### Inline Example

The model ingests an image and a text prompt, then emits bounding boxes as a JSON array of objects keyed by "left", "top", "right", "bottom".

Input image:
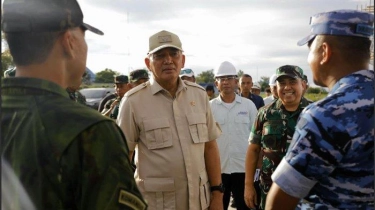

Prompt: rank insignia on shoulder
[{"left": 118, "top": 189, "right": 146, "bottom": 210}]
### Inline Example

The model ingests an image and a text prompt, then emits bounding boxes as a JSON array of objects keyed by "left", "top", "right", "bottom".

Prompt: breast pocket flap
[
  {"left": 144, "top": 178, "right": 175, "bottom": 192},
  {"left": 144, "top": 118, "right": 169, "bottom": 131},
  {"left": 187, "top": 113, "right": 206, "bottom": 125}
]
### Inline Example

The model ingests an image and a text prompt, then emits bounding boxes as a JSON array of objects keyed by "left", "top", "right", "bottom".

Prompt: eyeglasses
[
  {"left": 151, "top": 50, "right": 181, "bottom": 60},
  {"left": 180, "top": 69, "right": 193, "bottom": 75},
  {"left": 215, "top": 76, "right": 237, "bottom": 82}
]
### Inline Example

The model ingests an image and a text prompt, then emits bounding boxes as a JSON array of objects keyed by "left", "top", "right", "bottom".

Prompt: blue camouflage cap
[
  {"left": 2, "top": 0, "right": 103, "bottom": 35},
  {"left": 297, "top": 9, "right": 374, "bottom": 46}
]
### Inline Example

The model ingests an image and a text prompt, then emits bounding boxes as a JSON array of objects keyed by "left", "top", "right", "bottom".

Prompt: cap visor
[
  {"left": 297, "top": 34, "right": 316, "bottom": 46},
  {"left": 148, "top": 44, "right": 183, "bottom": 54},
  {"left": 276, "top": 74, "right": 300, "bottom": 81},
  {"left": 82, "top": 23, "right": 104, "bottom": 35}
]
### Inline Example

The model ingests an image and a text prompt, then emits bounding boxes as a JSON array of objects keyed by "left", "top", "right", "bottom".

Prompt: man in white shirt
[{"left": 210, "top": 61, "right": 258, "bottom": 210}]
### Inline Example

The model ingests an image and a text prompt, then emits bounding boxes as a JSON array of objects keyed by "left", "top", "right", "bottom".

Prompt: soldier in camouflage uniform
[
  {"left": 244, "top": 65, "right": 311, "bottom": 209},
  {"left": 267, "top": 10, "right": 374, "bottom": 210},
  {"left": 129, "top": 69, "right": 150, "bottom": 87},
  {"left": 1, "top": 0, "right": 146, "bottom": 209},
  {"left": 3, "top": 67, "right": 87, "bottom": 105},
  {"left": 101, "top": 75, "right": 131, "bottom": 120}
]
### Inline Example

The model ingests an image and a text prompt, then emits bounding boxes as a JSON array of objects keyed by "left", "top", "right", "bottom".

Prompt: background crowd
[{"left": 1, "top": 0, "right": 374, "bottom": 210}]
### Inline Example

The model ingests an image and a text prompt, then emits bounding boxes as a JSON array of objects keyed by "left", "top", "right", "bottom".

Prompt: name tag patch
[{"left": 118, "top": 189, "right": 146, "bottom": 210}]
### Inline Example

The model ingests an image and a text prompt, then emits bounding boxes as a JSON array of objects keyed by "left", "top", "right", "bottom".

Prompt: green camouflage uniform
[
  {"left": 103, "top": 97, "right": 121, "bottom": 120},
  {"left": 249, "top": 97, "right": 311, "bottom": 209},
  {"left": 1, "top": 77, "right": 147, "bottom": 210}
]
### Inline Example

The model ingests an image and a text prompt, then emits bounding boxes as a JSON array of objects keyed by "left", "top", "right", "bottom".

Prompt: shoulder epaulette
[
  {"left": 125, "top": 81, "right": 149, "bottom": 97},
  {"left": 184, "top": 80, "right": 205, "bottom": 91}
]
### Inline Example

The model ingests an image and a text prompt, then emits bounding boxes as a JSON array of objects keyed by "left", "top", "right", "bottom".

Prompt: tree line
[{"left": 1, "top": 52, "right": 325, "bottom": 94}]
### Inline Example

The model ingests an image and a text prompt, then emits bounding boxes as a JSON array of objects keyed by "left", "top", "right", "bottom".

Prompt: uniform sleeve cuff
[{"left": 272, "top": 158, "right": 317, "bottom": 198}]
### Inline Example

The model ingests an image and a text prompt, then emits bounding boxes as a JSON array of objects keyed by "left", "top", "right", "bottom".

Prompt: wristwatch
[{"left": 210, "top": 183, "right": 225, "bottom": 193}]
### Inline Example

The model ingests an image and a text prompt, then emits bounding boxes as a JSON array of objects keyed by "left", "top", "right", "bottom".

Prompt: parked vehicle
[{"left": 79, "top": 88, "right": 115, "bottom": 110}]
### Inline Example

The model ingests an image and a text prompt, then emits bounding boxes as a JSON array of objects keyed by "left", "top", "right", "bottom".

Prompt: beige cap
[{"left": 148, "top": 30, "right": 183, "bottom": 54}]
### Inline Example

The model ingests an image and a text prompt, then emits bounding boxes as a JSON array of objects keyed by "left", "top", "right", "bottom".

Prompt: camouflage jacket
[
  {"left": 280, "top": 70, "right": 374, "bottom": 209},
  {"left": 104, "top": 97, "right": 121, "bottom": 119},
  {"left": 249, "top": 97, "right": 311, "bottom": 190},
  {"left": 1, "top": 78, "right": 146, "bottom": 210}
]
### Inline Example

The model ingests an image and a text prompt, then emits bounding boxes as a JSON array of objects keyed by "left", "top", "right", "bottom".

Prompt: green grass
[{"left": 304, "top": 93, "right": 328, "bottom": 102}]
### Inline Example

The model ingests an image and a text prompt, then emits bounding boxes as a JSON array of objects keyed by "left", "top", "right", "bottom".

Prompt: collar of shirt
[
  {"left": 149, "top": 77, "right": 186, "bottom": 96},
  {"left": 2, "top": 77, "right": 69, "bottom": 98},
  {"left": 213, "top": 93, "right": 243, "bottom": 105},
  {"left": 240, "top": 92, "right": 253, "bottom": 99},
  {"left": 274, "top": 97, "right": 311, "bottom": 112},
  {"left": 330, "top": 69, "right": 373, "bottom": 94}
]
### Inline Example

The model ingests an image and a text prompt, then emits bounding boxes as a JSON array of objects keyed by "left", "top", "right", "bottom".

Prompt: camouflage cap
[
  {"left": 275, "top": 65, "right": 304, "bottom": 81},
  {"left": 148, "top": 30, "right": 183, "bottom": 54},
  {"left": 297, "top": 9, "right": 374, "bottom": 46},
  {"left": 2, "top": 0, "right": 103, "bottom": 35},
  {"left": 114, "top": 75, "right": 129, "bottom": 84},
  {"left": 129, "top": 69, "right": 149, "bottom": 83}
]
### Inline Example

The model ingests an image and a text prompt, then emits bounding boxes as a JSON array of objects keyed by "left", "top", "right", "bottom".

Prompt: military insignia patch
[
  {"left": 158, "top": 35, "right": 172, "bottom": 43},
  {"left": 118, "top": 189, "right": 146, "bottom": 210}
]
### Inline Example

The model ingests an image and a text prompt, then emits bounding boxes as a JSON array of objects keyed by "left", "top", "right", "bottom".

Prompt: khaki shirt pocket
[
  {"left": 199, "top": 171, "right": 211, "bottom": 209},
  {"left": 143, "top": 118, "right": 173, "bottom": 150},
  {"left": 187, "top": 113, "right": 209, "bottom": 143},
  {"left": 144, "top": 178, "right": 175, "bottom": 210}
]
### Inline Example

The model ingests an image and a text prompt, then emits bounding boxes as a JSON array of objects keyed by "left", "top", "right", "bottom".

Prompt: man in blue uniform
[
  {"left": 266, "top": 9, "right": 374, "bottom": 210},
  {"left": 239, "top": 74, "right": 265, "bottom": 110}
]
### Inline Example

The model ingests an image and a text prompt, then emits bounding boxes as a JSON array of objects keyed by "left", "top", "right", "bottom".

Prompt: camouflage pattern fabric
[
  {"left": 67, "top": 88, "right": 87, "bottom": 105},
  {"left": 3, "top": 67, "right": 16, "bottom": 77},
  {"left": 249, "top": 97, "right": 312, "bottom": 209},
  {"left": 75, "top": 91, "right": 87, "bottom": 105},
  {"left": 283, "top": 70, "right": 374, "bottom": 209},
  {"left": 298, "top": 9, "right": 374, "bottom": 45},
  {"left": 1, "top": 77, "right": 147, "bottom": 210},
  {"left": 104, "top": 98, "right": 121, "bottom": 119}
]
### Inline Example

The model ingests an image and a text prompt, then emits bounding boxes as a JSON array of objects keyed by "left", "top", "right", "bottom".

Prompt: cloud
[{"left": 79, "top": 0, "right": 371, "bottom": 85}]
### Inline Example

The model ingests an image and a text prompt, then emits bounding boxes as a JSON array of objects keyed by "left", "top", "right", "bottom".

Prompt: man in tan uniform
[{"left": 117, "top": 30, "right": 224, "bottom": 210}]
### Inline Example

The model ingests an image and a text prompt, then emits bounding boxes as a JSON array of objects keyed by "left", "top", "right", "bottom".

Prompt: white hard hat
[
  {"left": 252, "top": 82, "right": 261, "bottom": 89},
  {"left": 214, "top": 61, "right": 237, "bottom": 77},
  {"left": 269, "top": 74, "right": 277, "bottom": 86}
]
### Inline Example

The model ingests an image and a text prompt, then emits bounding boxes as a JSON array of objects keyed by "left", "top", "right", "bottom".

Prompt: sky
[{"left": 79, "top": 0, "right": 373, "bottom": 85}]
